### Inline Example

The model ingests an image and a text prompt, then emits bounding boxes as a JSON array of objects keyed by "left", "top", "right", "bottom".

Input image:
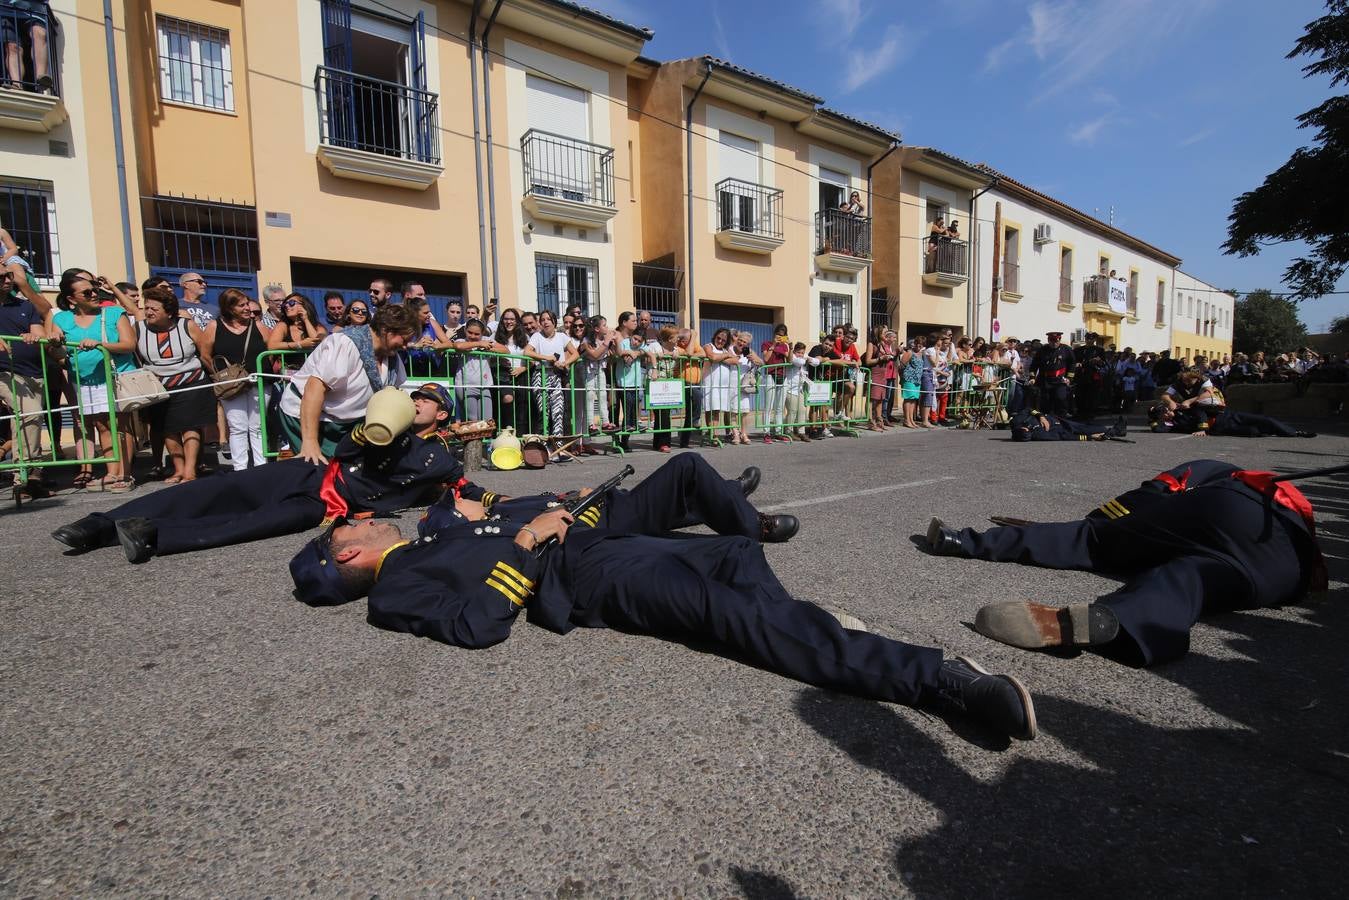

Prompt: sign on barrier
[
  {"left": 646, "top": 378, "right": 684, "bottom": 410},
  {"left": 805, "top": 381, "right": 833, "bottom": 406}
]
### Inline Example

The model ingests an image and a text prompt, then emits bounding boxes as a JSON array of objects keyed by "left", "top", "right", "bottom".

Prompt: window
[
  {"left": 1155, "top": 280, "right": 1165, "bottom": 324},
  {"left": 0, "top": 178, "right": 58, "bottom": 281},
  {"left": 141, "top": 194, "right": 259, "bottom": 273},
  {"left": 1127, "top": 270, "right": 1139, "bottom": 315},
  {"left": 819, "top": 292, "right": 850, "bottom": 333},
  {"left": 818, "top": 167, "right": 848, "bottom": 212},
  {"left": 157, "top": 16, "right": 234, "bottom": 112},
  {"left": 1098, "top": 255, "right": 1110, "bottom": 276},
  {"left": 535, "top": 254, "right": 598, "bottom": 316},
  {"left": 1002, "top": 226, "right": 1020, "bottom": 295}
]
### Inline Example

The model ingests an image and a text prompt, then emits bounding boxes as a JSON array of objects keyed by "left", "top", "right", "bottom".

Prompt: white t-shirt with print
[{"left": 279, "top": 332, "right": 407, "bottom": 423}]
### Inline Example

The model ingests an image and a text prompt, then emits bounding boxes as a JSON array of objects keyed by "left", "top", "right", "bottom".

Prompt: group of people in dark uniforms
[{"left": 46, "top": 369, "right": 1331, "bottom": 745}]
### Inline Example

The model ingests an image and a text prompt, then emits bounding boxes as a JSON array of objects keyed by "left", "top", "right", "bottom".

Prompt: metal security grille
[
  {"left": 820, "top": 292, "right": 851, "bottom": 334},
  {"left": 535, "top": 254, "right": 598, "bottom": 316},
  {"left": 157, "top": 15, "right": 234, "bottom": 111},
  {"left": 0, "top": 179, "right": 59, "bottom": 279},
  {"left": 868, "top": 289, "right": 891, "bottom": 331},
  {"left": 633, "top": 262, "right": 683, "bottom": 317},
  {"left": 142, "top": 195, "right": 258, "bottom": 273}
]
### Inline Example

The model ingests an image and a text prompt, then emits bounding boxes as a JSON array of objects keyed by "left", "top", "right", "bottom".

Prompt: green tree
[
  {"left": 1233, "top": 289, "right": 1309, "bottom": 353},
  {"left": 1329, "top": 314, "right": 1349, "bottom": 333},
  {"left": 1223, "top": 1, "right": 1349, "bottom": 299}
]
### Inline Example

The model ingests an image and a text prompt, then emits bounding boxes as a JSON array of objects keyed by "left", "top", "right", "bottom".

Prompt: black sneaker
[
  {"left": 924, "top": 656, "right": 1037, "bottom": 740},
  {"left": 115, "top": 517, "right": 158, "bottom": 564}
]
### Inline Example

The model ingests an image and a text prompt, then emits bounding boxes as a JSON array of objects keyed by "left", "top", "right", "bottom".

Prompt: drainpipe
[
  {"left": 968, "top": 176, "right": 998, "bottom": 338},
  {"left": 684, "top": 63, "right": 712, "bottom": 330},
  {"left": 103, "top": 0, "right": 135, "bottom": 280},
  {"left": 467, "top": 0, "right": 490, "bottom": 308},
  {"left": 864, "top": 141, "right": 900, "bottom": 325},
  {"left": 480, "top": 0, "right": 505, "bottom": 306}
]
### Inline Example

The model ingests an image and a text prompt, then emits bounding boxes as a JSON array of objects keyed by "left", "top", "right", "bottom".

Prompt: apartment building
[
  {"left": 1171, "top": 270, "right": 1234, "bottom": 362},
  {"left": 631, "top": 56, "right": 897, "bottom": 346},
  {"left": 870, "top": 146, "right": 991, "bottom": 341},
  {"left": 971, "top": 167, "right": 1180, "bottom": 352},
  {"left": 112, "top": 0, "right": 652, "bottom": 318},
  {"left": 0, "top": 1, "right": 144, "bottom": 291}
]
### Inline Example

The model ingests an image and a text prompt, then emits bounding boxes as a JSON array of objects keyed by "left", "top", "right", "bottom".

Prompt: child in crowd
[{"left": 783, "top": 341, "right": 814, "bottom": 442}]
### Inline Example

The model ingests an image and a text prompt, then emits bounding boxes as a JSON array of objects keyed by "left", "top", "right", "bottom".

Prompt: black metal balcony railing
[
  {"left": 522, "top": 128, "right": 615, "bottom": 209},
  {"left": 142, "top": 194, "right": 259, "bottom": 273},
  {"left": 1059, "top": 275, "right": 1073, "bottom": 306},
  {"left": 923, "top": 237, "right": 967, "bottom": 277},
  {"left": 1083, "top": 274, "right": 1110, "bottom": 305},
  {"left": 633, "top": 262, "right": 683, "bottom": 315},
  {"left": 716, "top": 178, "right": 783, "bottom": 239},
  {"left": 1002, "top": 259, "right": 1020, "bottom": 295},
  {"left": 0, "top": 6, "right": 60, "bottom": 96},
  {"left": 315, "top": 66, "right": 441, "bottom": 165},
  {"left": 816, "top": 208, "right": 872, "bottom": 258}
]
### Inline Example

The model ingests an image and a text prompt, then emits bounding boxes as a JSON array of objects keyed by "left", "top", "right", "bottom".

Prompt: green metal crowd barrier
[
  {"left": 0, "top": 334, "right": 121, "bottom": 483},
  {"left": 945, "top": 362, "right": 1014, "bottom": 429}
]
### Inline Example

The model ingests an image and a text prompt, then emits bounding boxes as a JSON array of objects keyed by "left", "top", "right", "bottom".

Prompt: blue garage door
[
  {"left": 150, "top": 267, "right": 259, "bottom": 316},
  {"left": 699, "top": 318, "right": 774, "bottom": 350}
]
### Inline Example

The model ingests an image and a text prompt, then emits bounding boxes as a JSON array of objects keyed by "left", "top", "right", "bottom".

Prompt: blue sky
[{"left": 584, "top": 0, "right": 1347, "bottom": 330}]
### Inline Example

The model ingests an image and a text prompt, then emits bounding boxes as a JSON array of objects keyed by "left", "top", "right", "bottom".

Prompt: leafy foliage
[
  {"left": 1233, "top": 289, "right": 1309, "bottom": 353},
  {"left": 1224, "top": 1, "right": 1349, "bottom": 299}
]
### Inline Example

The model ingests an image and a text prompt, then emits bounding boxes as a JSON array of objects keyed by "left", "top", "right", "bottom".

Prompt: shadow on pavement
[{"left": 789, "top": 472, "right": 1349, "bottom": 897}]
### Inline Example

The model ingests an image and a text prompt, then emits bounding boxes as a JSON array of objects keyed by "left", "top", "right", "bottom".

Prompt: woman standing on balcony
[{"left": 701, "top": 327, "right": 736, "bottom": 446}]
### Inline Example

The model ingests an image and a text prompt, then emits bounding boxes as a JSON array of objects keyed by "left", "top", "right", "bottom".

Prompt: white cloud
[
  {"left": 711, "top": 0, "right": 733, "bottom": 60},
  {"left": 1178, "top": 127, "right": 1214, "bottom": 148},
  {"left": 842, "top": 25, "right": 911, "bottom": 93},
  {"left": 1068, "top": 114, "right": 1111, "bottom": 145},
  {"left": 821, "top": 0, "right": 865, "bottom": 38},
  {"left": 981, "top": 0, "right": 1218, "bottom": 100}
]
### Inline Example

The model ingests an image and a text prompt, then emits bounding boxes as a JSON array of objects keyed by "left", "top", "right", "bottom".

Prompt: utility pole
[{"left": 989, "top": 201, "right": 1002, "bottom": 336}]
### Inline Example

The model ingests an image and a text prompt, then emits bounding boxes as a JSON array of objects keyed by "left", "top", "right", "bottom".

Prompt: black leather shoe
[
  {"left": 51, "top": 516, "right": 114, "bottom": 553},
  {"left": 115, "top": 517, "right": 158, "bottom": 564},
  {"left": 923, "top": 656, "right": 1037, "bottom": 740},
  {"left": 1110, "top": 416, "right": 1128, "bottom": 437},
  {"left": 758, "top": 513, "right": 798, "bottom": 543},
  {"left": 737, "top": 466, "right": 761, "bottom": 497},
  {"left": 926, "top": 517, "right": 967, "bottom": 556},
  {"left": 1296, "top": 430, "right": 1318, "bottom": 438}
]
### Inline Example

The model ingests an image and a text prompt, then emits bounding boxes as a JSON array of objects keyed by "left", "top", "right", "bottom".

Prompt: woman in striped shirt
[{"left": 134, "top": 285, "right": 216, "bottom": 484}]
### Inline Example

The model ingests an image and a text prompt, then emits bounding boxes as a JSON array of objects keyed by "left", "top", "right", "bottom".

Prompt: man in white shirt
[{"left": 279, "top": 305, "right": 420, "bottom": 464}]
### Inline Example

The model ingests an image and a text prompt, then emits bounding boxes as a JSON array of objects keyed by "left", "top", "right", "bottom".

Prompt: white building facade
[
  {"left": 969, "top": 170, "right": 1179, "bottom": 352},
  {"left": 1171, "top": 270, "right": 1235, "bottom": 363}
]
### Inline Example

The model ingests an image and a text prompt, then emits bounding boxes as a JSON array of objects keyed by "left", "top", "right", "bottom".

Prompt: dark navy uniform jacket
[
  {"left": 1031, "top": 344, "right": 1076, "bottom": 384},
  {"left": 1010, "top": 410, "right": 1107, "bottom": 441},
  {"left": 327, "top": 423, "right": 469, "bottom": 516}
]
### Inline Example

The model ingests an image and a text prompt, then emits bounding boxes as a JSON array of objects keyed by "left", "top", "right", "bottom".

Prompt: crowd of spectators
[{"left": 4, "top": 256, "right": 1347, "bottom": 495}]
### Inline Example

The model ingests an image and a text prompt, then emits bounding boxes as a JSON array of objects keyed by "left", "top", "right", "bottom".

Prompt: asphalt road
[{"left": 3, "top": 420, "right": 1348, "bottom": 897}]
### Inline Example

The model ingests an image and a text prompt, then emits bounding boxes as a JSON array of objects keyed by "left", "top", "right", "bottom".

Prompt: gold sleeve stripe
[
  {"left": 493, "top": 561, "right": 536, "bottom": 591},
  {"left": 491, "top": 566, "right": 532, "bottom": 595},
  {"left": 486, "top": 576, "right": 527, "bottom": 607},
  {"left": 1107, "top": 499, "right": 1129, "bottom": 517},
  {"left": 1098, "top": 504, "right": 1119, "bottom": 519},
  {"left": 578, "top": 508, "right": 601, "bottom": 526}
]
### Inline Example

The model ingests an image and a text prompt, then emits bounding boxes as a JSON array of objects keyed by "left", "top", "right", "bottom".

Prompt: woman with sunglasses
[
  {"left": 266, "top": 292, "right": 327, "bottom": 355},
  {"left": 339, "top": 298, "right": 370, "bottom": 332},
  {"left": 50, "top": 271, "right": 139, "bottom": 491}
]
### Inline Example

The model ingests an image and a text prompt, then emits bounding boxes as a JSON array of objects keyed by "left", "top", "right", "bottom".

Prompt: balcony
[
  {"left": 1058, "top": 275, "right": 1073, "bottom": 309},
  {"left": 922, "top": 237, "right": 967, "bottom": 287},
  {"left": 814, "top": 208, "right": 872, "bottom": 274},
  {"left": 714, "top": 178, "right": 784, "bottom": 254},
  {"left": 314, "top": 66, "right": 444, "bottom": 190},
  {"left": 521, "top": 128, "right": 616, "bottom": 228},
  {"left": 1082, "top": 274, "right": 1126, "bottom": 318},
  {"left": 0, "top": 7, "right": 66, "bottom": 133},
  {"left": 1001, "top": 259, "right": 1021, "bottom": 298}
]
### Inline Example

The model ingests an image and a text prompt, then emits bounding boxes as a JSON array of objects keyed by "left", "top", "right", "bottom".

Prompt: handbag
[
  {"left": 101, "top": 310, "right": 168, "bottom": 413},
  {"left": 740, "top": 366, "right": 759, "bottom": 394},
  {"left": 212, "top": 321, "right": 255, "bottom": 400}
]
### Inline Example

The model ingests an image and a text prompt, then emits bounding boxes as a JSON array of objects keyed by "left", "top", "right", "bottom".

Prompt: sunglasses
[
  {"left": 349, "top": 307, "right": 369, "bottom": 316},
  {"left": 184, "top": 278, "right": 207, "bottom": 285},
  {"left": 76, "top": 288, "right": 98, "bottom": 299}
]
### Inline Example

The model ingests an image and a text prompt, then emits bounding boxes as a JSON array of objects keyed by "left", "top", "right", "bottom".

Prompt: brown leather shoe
[{"left": 974, "top": 601, "right": 1119, "bottom": 650}]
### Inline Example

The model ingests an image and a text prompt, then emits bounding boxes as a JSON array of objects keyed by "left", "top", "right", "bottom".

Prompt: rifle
[{"left": 535, "top": 464, "right": 635, "bottom": 557}]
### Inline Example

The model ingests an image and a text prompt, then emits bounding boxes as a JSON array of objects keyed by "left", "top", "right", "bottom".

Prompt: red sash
[
  {"left": 1151, "top": 467, "right": 1190, "bottom": 493},
  {"left": 1231, "top": 470, "right": 1327, "bottom": 594},
  {"left": 320, "top": 460, "right": 348, "bottom": 521}
]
